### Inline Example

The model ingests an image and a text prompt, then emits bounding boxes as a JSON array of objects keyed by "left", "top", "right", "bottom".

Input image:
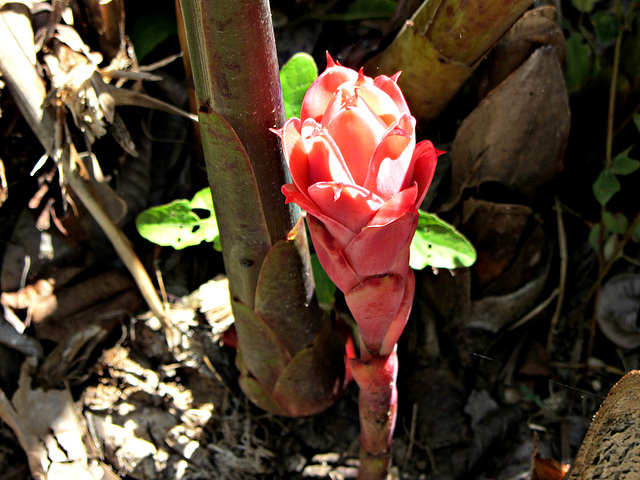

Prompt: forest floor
[{"left": 1, "top": 1, "right": 640, "bottom": 479}]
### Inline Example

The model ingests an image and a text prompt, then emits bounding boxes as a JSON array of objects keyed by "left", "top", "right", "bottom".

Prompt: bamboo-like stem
[
  {"left": 178, "top": 0, "right": 296, "bottom": 309},
  {"left": 364, "top": 0, "right": 532, "bottom": 122}
]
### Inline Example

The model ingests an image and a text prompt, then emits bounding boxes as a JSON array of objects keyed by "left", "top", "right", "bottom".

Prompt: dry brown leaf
[
  {"left": 478, "top": 6, "right": 566, "bottom": 98},
  {"left": 0, "top": 358, "right": 118, "bottom": 480},
  {"left": 596, "top": 273, "right": 640, "bottom": 349},
  {"left": 443, "top": 46, "right": 569, "bottom": 208}
]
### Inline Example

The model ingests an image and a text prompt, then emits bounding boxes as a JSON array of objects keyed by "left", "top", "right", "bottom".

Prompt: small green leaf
[
  {"left": 592, "top": 169, "right": 621, "bottom": 205},
  {"left": 633, "top": 114, "right": 640, "bottom": 133},
  {"left": 346, "top": 0, "right": 397, "bottom": 19},
  {"left": 311, "top": 253, "right": 336, "bottom": 308},
  {"left": 602, "top": 211, "right": 628, "bottom": 234},
  {"left": 588, "top": 223, "right": 604, "bottom": 252},
  {"left": 565, "top": 32, "right": 592, "bottom": 93},
  {"left": 129, "top": 11, "right": 177, "bottom": 61},
  {"left": 280, "top": 53, "right": 318, "bottom": 119},
  {"left": 611, "top": 147, "right": 640, "bottom": 175},
  {"left": 591, "top": 11, "right": 620, "bottom": 44},
  {"left": 571, "top": 0, "right": 602, "bottom": 13},
  {"left": 136, "top": 188, "right": 221, "bottom": 251},
  {"left": 410, "top": 211, "right": 476, "bottom": 270}
]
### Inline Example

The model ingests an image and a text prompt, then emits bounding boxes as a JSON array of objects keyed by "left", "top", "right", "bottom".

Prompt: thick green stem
[{"left": 178, "top": 0, "right": 294, "bottom": 307}]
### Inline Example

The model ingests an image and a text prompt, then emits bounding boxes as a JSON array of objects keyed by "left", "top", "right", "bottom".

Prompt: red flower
[{"left": 274, "top": 54, "right": 441, "bottom": 356}]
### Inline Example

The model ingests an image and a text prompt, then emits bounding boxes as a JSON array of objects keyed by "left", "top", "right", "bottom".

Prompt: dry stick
[
  {"left": 63, "top": 146, "right": 176, "bottom": 345},
  {"left": 547, "top": 197, "right": 568, "bottom": 354},
  {"left": 401, "top": 402, "right": 419, "bottom": 471},
  {"left": 0, "top": 15, "right": 173, "bottom": 345},
  {"left": 507, "top": 288, "right": 559, "bottom": 333}
]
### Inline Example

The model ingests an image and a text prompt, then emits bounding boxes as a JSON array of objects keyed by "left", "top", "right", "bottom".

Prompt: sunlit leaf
[
  {"left": 280, "top": 53, "right": 318, "bottom": 119},
  {"left": 410, "top": 211, "right": 476, "bottom": 270},
  {"left": 136, "top": 187, "right": 220, "bottom": 250}
]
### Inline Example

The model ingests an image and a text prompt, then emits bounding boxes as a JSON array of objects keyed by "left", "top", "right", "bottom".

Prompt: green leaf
[
  {"left": 602, "top": 211, "right": 628, "bottom": 234},
  {"left": 280, "top": 53, "right": 318, "bottom": 119},
  {"left": 346, "top": 0, "right": 397, "bottom": 19},
  {"left": 311, "top": 253, "right": 336, "bottom": 308},
  {"left": 611, "top": 147, "right": 640, "bottom": 175},
  {"left": 410, "top": 211, "right": 476, "bottom": 270},
  {"left": 571, "top": 0, "right": 602, "bottom": 13},
  {"left": 565, "top": 32, "right": 592, "bottom": 93},
  {"left": 633, "top": 114, "right": 640, "bottom": 133},
  {"left": 135, "top": 188, "right": 221, "bottom": 251},
  {"left": 591, "top": 11, "right": 620, "bottom": 44},
  {"left": 129, "top": 11, "right": 177, "bottom": 62},
  {"left": 588, "top": 223, "right": 604, "bottom": 252},
  {"left": 592, "top": 168, "right": 621, "bottom": 205}
]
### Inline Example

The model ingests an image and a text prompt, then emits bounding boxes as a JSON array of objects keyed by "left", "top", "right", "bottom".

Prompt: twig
[
  {"left": 547, "top": 197, "right": 568, "bottom": 354},
  {"left": 401, "top": 402, "right": 419, "bottom": 471},
  {"left": 507, "top": 288, "right": 558, "bottom": 332}
]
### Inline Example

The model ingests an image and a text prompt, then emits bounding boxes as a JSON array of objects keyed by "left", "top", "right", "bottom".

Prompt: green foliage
[
  {"left": 311, "top": 254, "right": 337, "bottom": 308},
  {"left": 592, "top": 168, "right": 621, "bottom": 205},
  {"left": 591, "top": 11, "right": 620, "bottom": 44},
  {"left": 129, "top": 11, "right": 177, "bottom": 61},
  {"left": 280, "top": 53, "right": 318, "bottom": 119},
  {"left": 346, "top": 0, "right": 397, "bottom": 19},
  {"left": 409, "top": 210, "right": 476, "bottom": 270},
  {"left": 610, "top": 146, "right": 640, "bottom": 175},
  {"left": 565, "top": 31, "right": 592, "bottom": 93},
  {"left": 136, "top": 187, "right": 221, "bottom": 251},
  {"left": 571, "top": 0, "right": 602, "bottom": 14}
]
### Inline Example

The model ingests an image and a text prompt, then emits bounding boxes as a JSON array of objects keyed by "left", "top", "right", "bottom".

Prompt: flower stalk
[{"left": 275, "top": 54, "right": 440, "bottom": 478}]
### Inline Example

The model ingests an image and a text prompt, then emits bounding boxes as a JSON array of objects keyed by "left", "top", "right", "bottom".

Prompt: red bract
[{"left": 274, "top": 53, "right": 440, "bottom": 357}]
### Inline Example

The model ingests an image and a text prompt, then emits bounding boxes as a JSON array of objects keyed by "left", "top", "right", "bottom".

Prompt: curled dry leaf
[
  {"left": 0, "top": 358, "right": 118, "bottom": 480},
  {"left": 443, "top": 45, "right": 569, "bottom": 208},
  {"left": 477, "top": 6, "right": 566, "bottom": 99},
  {"left": 596, "top": 273, "right": 640, "bottom": 349},
  {"left": 459, "top": 199, "right": 548, "bottom": 295},
  {"left": 1, "top": 269, "right": 142, "bottom": 343}
]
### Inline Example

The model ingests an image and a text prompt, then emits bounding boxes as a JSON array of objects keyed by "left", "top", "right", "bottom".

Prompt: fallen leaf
[{"left": 444, "top": 46, "right": 569, "bottom": 208}]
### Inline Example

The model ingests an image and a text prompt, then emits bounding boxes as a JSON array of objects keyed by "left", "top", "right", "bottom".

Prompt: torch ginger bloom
[{"left": 274, "top": 54, "right": 440, "bottom": 358}]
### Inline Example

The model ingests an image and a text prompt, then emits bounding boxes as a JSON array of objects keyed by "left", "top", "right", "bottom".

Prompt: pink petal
[
  {"left": 322, "top": 91, "right": 387, "bottom": 186},
  {"left": 367, "top": 185, "right": 418, "bottom": 227},
  {"left": 380, "top": 269, "right": 415, "bottom": 355},
  {"left": 344, "top": 274, "right": 406, "bottom": 355},
  {"left": 300, "top": 61, "right": 359, "bottom": 122},
  {"left": 308, "top": 183, "right": 383, "bottom": 234},
  {"left": 373, "top": 73, "right": 411, "bottom": 117},
  {"left": 301, "top": 120, "right": 354, "bottom": 186},
  {"left": 344, "top": 209, "right": 417, "bottom": 278},
  {"left": 282, "top": 183, "right": 322, "bottom": 217},
  {"left": 282, "top": 184, "right": 361, "bottom": 248},
  {"left": 364, "top": 115, "right": 416, "bottom": 200},
  {"left": 412, "top": 140, "right": 441, "bottom": 207},
  {"left": 306, "top": 215, "right": 360, "bottom": 293},
  {"left": 279, "top": 118, "right": 310, "bottom": 192}
]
